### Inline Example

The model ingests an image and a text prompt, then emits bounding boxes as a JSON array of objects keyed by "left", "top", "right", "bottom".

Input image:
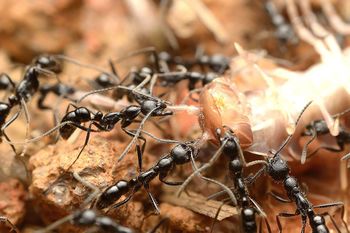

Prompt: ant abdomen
[
  {"left": 96, "top": 180, "right": 130, "bottom": 210},
  {"left": 60, "top": 107, "right": 91, "bottom": 139},
  {"left": 0, "top": 103, "right": 11, "bottom": 126}
]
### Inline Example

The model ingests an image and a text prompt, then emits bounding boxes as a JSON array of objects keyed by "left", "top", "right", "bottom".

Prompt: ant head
[
  {"left": 34, "top": 55, "right": 62, "bottom": 74},
  {"left": 171, "top": 143, "right": 193, "bottom": 165},
  {"left": 94, "top": 111, "right": 103, "bottom": 121},
  {"left": 216, "top": 128, "right": 239, "bottom": 160},
  {"left": 267, "top": 155, "right": 290, "bottom": 181},
  {"left": 72, "top": 210, "right": 96, "bottom": 226}
]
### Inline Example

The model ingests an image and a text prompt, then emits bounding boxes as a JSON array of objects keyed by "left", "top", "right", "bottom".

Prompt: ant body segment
[{"left": 249, "top": 132, "right": 346, "bottom": 232}]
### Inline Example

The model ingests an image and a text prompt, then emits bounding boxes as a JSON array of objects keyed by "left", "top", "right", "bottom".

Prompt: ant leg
[
  {"left": 66, "top": 121, "right": 94, "bottom": 171},
  {"left": 268, "top": 191, "right": 292, "bottom": 203},
  {"left": 117, "top": 106, "right": 160, "bottom": 164},
  {"left": 72, "top": 171, "right": 101, "bottom": 208},
  {"left": 286, "top": 0, "right": 331, "bottom": 59},
  {"left": 0, "top": 216, "right": 19, "bottom": 233},
  {"left": 1, "top": 111, "right": 20, "bottom": 132},
  {"left": 159, "top": 173, "right": 183, "bottom": 186},
  {"left": 245, "top": 166, "right": 266, "bottom": 185},
  {"left": 276, "top": 212, "right": 300, "bottom": 233},
  {"left": 308, "top": 144, "right": 343, "bottom": 160},
  {"left": 144, "top": 184, "right": 160, "bottom": 214},
  {"left": 114, "top": 47, "right": 161, "bottom": 72},
  {"left": 107, "top": 191, "right": 135, "bottom": 212},
  {"left": 148, "top": 217, "right": 169, "bottom": 233},
  {"left": 159, "top": 0, "right": 179, "bottom": 50},
  {"left": 122, "top": 128, "right": 146, "bottom": 171},
  {"left": 3, "top": 131, "right": 17, "bottom": 155},
  {"left": 314, "top": 201, "right": 348, "bottom": 231},
  {"left": 108, "top": 59, "right": 120, "bottom": 83},
  {"left": 249, "top": 196, "right": 267, "bottom": 218},
  {"left": 176, "top": 137, "right": 227, "bottom": 196},
  {"left": 136, "top": 143, "right": 143, "bottom": 172},
  {"left": 54, "top": 55, "right": 118, "bottom": 80},
  {"left": 37, "top": 87, "right": 52, "bottom": 110},
  {"left": 301, "top": 126, "right": 317, "bottom": 164},
  {"left": 19, "top": 99, "right": 31, "bottom": 159},
  {"left": 210, "top": 200, "right": 228, "bottom": 233},
  {"left": 298, "top": 0, "right": 341, "bottom": 55},
  {"left": 321, "top": 0, "right": 350, "bottom": 35}
]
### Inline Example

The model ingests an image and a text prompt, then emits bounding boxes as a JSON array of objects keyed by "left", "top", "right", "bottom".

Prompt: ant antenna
[
  {"left": 176, "top": 138, "right": 230, "bottom": 196},
  {"left": 76, "top": 85, "right": 168, "bottom": 106},
  {"left": 2, "top": 121, "right": 76, "bottom": 145},
  {"left": 273, "top": 101, "right": 313, "bottom": 157},
  {"left": 117, "top": 106, "right": 161, "bottom": 163},
  {"left": 53, "top": 55, "right": 119, "bottom": 81}
]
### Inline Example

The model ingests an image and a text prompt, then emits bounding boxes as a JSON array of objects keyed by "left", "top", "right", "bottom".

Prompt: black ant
[
  {"left": 58, "top": 90, "right": 172, "bottom": 170},
  {"left": 158, "top": 50, "right": 230, "bottom": 74},
  {"left": 0, "top": 73, "right": 16, "bottom": 92},
  {"left": 35, "top": 209, "right": 134, "bottom": 233},
  {"left": 37, "top": 83, "right": 76, "bottom": 110},
  {"left": 301, "top": 109, "right": 350, "bottom": 163},
  {"left": 211, "top": 129, "right": 271, "bottom": 233},
  {"left": 95, "top": 142, "right": 196, "bottom": 213},
  {"left": 156, "top": 69, "right": 218, "bottom": 91},
  {"left": 264, "top": 0, "right": 297, "bottom": 46},
  {"left": 36, "top": 172, "right": 135, "bottom": 233},
  {"left": 248, "top": 103, "right": 347, "bottom": 233}
]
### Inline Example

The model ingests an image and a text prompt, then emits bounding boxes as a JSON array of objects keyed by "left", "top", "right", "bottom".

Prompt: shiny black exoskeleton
[
  {"left": 0, "top": 73, "right": 16, "bottom": 91},
  {"left": 71, "top": 210, "right": 134, "bottom": 233},
  {"left": 95, "top": 143, "right": 195, "bottom": 211},
  {"left": 32, "top": 54, "right": 63, "bottom": 74},
  {"left": 37, "top": 83, "right": 76, "bottom": 110}
]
